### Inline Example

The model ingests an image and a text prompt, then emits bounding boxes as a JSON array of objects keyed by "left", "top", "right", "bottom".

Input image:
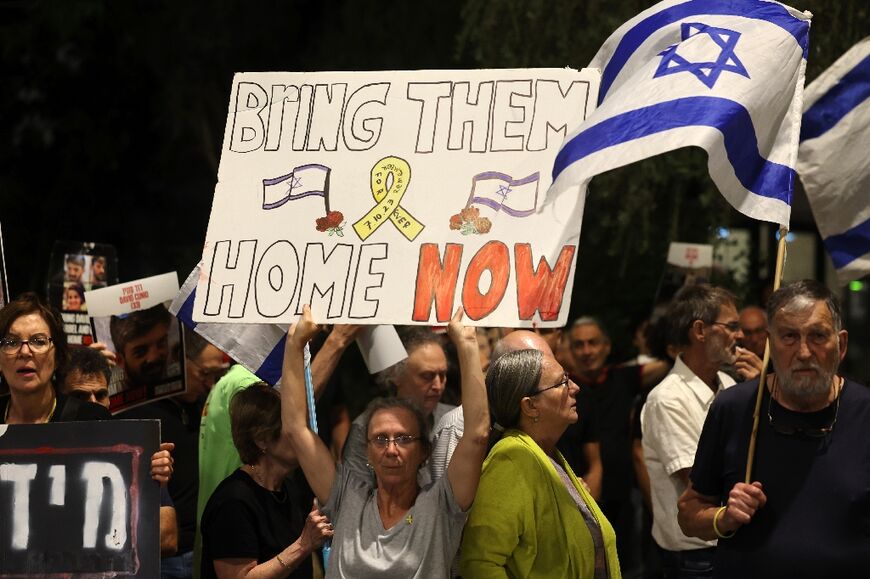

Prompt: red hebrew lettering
[
  {"left": 462, "top": 241, "right": 509, "bottom": 320},
  {"left": 412, "top": 244, "right": 463, "bottom": 322},
  {"left": 515, "top": 244, "right": 576, "bottom": 321}
]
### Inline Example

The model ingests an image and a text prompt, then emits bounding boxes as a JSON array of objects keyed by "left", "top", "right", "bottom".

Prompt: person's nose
[
  {"left": 383, "top": 440, "right": 400, "bottom": 456},
  {"left": 796, "top": 337, "right": 813, "bottom": 360}
]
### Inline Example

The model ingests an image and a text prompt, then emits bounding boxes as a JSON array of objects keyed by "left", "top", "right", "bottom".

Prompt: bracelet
[
  {"left": 276, "top": 553, "right": 289, "bottom": 568},
  {"left": 713, "top": 506, "right": 736, "bottom": 539}
]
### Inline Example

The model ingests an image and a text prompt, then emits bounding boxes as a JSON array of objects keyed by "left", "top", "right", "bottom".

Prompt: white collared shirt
[{"left": 641, "top": 355, "right": 735, "bottom": 551}]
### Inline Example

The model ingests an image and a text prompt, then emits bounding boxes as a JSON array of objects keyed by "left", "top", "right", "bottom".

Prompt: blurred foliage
[
  {"left": 0, "top": 0, "right": 866, "bottom": 359},
  {"left": 457, "top": 0, "right": 869, "bottom": 355}
]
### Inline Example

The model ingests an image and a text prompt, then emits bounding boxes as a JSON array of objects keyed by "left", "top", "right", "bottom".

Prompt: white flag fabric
[
  {"left": 547, "top": 0, "right": 811, "bottom": 227},
  {"left": 797, "top": 37, "right": 870, "bottom": 284},
  {"left": 171, "top": 265, "right": 289, "bottom": 385}
]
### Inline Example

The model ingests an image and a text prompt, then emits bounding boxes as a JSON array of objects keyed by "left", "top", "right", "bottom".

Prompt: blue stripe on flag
[
  {"left": 823, "top": 216, "right": 870, "bottom": 270},
  {"left": 800, "top": 54, "right": 870, "bottom": 142},
  {"left": 600, "top": 0, "right": 810, "bottom": 103},
  {"left": 257, "top": 336, "right": 287, "bottom": 386},
  {"left": 553, "top": 96, "right": 794, "bottom": 204},
  {"left": 176, "top": 288, "right": 199, "bottom": 331}
]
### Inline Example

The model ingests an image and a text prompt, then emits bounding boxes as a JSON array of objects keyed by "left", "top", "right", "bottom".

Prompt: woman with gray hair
[{"left": 461, "top": 348, "right": 621, "bottom": 578}]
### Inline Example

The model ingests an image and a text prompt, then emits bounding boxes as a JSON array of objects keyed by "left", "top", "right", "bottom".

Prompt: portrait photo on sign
[
  {"left": 85, "top": 272, "right": 185, "bottom": 413},
  {"left": 46, "top": 241, "right": 119, "bottom": 345}
]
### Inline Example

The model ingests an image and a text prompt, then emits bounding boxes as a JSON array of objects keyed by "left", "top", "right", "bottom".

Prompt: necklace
[
  {"left": 4, "top": 395, "right": 57, "bottom": 424},
  {"left": 245, "top": 464, "right": 287, "bottom": 503}
]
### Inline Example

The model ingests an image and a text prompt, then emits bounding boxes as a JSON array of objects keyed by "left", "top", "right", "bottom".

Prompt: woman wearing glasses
[
  {"left": 461, "top": 349, "right": 621, "bottom": 578},
  {"left": 282, "top": 305, "right": 488, "bottom": 578},
  {"left": 0, "top": 292, "right": 110, "bottom": 423},
  {"left": 0, "top": 292, "right": 174, "bottom": 477}
]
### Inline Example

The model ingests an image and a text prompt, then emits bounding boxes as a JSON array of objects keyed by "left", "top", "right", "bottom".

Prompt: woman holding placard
[{"left": 282, "top": 305, "right": 488, "bottom": 578}]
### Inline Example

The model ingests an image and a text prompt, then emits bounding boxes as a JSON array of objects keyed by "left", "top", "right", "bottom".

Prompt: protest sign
[
  {"left": 654, "top": 242, "right": 714, "bottom": 306},
  {"left": 192, "top": 68, "right": 598, "bottom": 326},
  {"left": 0, "top": 420, "right": 160, "bottom": 577},
  {"left": 85, "top": 273, "right": 185, "bottom": 413},
  {"left": 46, "top": 241, "right": 119, "bottom": 346}
]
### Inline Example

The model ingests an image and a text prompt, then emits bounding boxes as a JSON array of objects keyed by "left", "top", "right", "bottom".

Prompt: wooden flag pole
[{"left": 744, "top": 227, "right": 788, "bottom": 483}]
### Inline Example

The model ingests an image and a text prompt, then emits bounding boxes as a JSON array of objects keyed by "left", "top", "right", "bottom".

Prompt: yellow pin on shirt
[{"left": 406, "top": 515, "right": 413, "bottom": 525}]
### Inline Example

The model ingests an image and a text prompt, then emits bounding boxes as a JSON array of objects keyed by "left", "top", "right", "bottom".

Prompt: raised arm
[
  {"left": 280, "top": 305, "right": 336, "bottom": 504},
  {"left": 445, "top": 308, "right": 489, "bottom": 511}
]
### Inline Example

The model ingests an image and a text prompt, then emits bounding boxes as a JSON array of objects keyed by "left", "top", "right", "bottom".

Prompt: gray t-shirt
[{"left": 323, "top": 464, "right": 467, "bottom": 579}]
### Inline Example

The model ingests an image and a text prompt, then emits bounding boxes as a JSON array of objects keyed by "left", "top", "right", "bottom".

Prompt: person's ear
[
  {"left": 519, "top": 396, "right": 539, "bottom": 420},
  {"left": 689, "top": 319, "right": 706, "bottom": 344}
]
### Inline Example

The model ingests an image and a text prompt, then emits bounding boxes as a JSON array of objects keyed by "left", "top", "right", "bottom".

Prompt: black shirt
[
  {"left": 120, "top": 397, "right": 202, "bottom": 553},
  {"left": 573, "top": 364, "right": 644, "bottom": 503},
  {"left": 691, "top": 379, "right": 870, "bottom": 578},
  {"left": 200, "top": 469, "right": 313, "bottom": 579},
  {"left": 0, "top": 392, "right": 111, "bottom": 423}
]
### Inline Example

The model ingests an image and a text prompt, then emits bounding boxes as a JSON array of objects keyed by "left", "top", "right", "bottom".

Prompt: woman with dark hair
[
  {"left": 200, "top": 382, "right": 333, "bottom": 579},
  {"left": 0, "top": 292, "right": 107, "bottom": 423},
  {"left": 461, "top": 349, "right": 621, "bottom": 578},
  {"left": 283, "top": 306, "right": 488, "bottom": 578}
]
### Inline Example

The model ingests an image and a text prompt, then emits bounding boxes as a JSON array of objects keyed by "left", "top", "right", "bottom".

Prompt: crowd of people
[{"left": 0, "top": 277, "right": 867, "bottom": 578}]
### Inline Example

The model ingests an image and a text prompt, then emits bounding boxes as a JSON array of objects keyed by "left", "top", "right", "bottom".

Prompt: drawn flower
[
  {"left": 316, "top": 210, "right": 346, "bottom": 236},
  {"left": 449, "top": 205, "right": 492, "bottom": 235},
  {"left": 460, "top": 206, "right": 480, "bottom": 222}
]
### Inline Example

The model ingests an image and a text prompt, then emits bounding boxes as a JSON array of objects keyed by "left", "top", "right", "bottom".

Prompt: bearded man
[{"left": 678, "top": 279, "right": 870, "bottom": 578}]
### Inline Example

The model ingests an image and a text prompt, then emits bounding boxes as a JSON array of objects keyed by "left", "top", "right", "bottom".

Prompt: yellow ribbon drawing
[{"left": 353, "top": 156, "right": 425, "bottom": 241}]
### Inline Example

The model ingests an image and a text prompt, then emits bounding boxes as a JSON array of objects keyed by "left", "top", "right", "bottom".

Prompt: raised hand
[
  {"left": 447, "top": 307, "right": 476, "bottom": 350},
  {"left": 290, "top": 304, "right": 320, "bottom": 349}
]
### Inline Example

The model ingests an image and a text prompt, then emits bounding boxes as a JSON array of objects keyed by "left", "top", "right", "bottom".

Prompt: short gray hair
[
  {"left": 571, "top": 316, "right": 609, "bottom": 342},
  {"left": 767, "top": 279, "right": 842, "bottom": 332},
  {"left": 666, "top": 284, "right": 737, "bottom": 347}
]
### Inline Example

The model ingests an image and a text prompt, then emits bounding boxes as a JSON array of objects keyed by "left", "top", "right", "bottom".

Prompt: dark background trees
[{"left": 1, "top": 0, "right": 867, "bottom": 359}]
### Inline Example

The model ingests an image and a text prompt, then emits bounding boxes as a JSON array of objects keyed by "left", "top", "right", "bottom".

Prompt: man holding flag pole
[{"left": 540, "top": 0, "right": 868, "bottom": 575}]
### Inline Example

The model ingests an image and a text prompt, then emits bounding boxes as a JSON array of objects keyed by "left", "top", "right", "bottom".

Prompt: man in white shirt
[{"left": 641, "top": 284, "right": 760, "bottom": 578}]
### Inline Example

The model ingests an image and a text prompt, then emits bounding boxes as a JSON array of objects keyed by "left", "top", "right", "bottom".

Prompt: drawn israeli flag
[
  {"left": 467, "top": 171, "right": 540, "bottom": 217},
  {"left": 548, "top": 0, "right": 811, "bottom": 228},
  {"left": 262, "top": 164, "right": 330, "bottom": 210},
  {"left": 170, "top": 265, "right": 288, "bottom": 385},
  {"left": 797, "top": 37, "right": 870, "bottom": 284}
]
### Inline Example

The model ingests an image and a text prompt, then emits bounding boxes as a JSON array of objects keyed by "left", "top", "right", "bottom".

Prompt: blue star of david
[
  {"left": 654, "top": 23, "right": 750, "bottom": 89},
  {"left": 286, "top": 175, "right": 302, "bottom": 195},
  {"left": 496, "top": 185, "right": 511, "bottom": 201}
]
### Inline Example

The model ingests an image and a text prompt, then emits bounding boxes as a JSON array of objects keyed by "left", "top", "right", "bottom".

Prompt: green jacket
[{"left": 461, "top": 429, "right": 621, "bottom": 578}]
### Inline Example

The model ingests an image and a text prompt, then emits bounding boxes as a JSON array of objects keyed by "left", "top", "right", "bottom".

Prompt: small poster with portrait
[
  {"left": 84, "top": 272, "right": 185, "bottom": 414},
  {"left": 46, "top": 241, "right": 119, "bottom": 346}
]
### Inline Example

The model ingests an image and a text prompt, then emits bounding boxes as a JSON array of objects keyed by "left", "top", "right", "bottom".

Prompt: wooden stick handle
[{"left": 745, "top": 227, "right": 788, "bottom": 483}]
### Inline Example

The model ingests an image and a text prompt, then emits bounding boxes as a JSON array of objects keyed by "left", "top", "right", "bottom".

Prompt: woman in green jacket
[{"left": 461, "top": 349, "right": 621, "bottom": 578}]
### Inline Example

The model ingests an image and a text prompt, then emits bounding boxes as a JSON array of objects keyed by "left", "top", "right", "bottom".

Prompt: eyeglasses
[
  {"left": 529, "top": 373, "right": 571, "bottom": 396},
  {"left": 767, "top": 385, "right": 841, "bottom": 438},
  {"left": 0, "top": 335, "right": 54, "bottom": 355},
  {"left": 368, "top": 435, "right": 421, "bottom": 449},
  {"left": 710, "top": 321, "right": 741, "bottom": 333}
]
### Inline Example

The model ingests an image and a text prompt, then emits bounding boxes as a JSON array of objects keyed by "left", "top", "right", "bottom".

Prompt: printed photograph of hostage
[{"left": 106, "top": 303, "right": 184, "bottom": 411}]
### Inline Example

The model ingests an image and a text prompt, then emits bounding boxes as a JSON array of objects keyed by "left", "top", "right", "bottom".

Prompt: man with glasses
[
  {"left": 641, "top": 284, "right": 753, "bottom": 578},
  {"left": 678, "top": 280, "right": 870, "bottom": 577}
]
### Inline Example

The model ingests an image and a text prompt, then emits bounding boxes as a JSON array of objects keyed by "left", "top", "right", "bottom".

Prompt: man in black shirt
[{"left": 679, "top": 280, "right": 870, "bottom": 578}]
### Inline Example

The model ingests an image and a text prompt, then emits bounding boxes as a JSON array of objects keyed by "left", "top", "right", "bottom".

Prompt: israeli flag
[
  {"left": 170, "top": 265, "right": 288, "bottom": 385},
  {"left": 548, "top": 0, "right": 811, "bottom": 228},
  {"left": 797, "top": 37, "right": 870, "bottom": 284}
]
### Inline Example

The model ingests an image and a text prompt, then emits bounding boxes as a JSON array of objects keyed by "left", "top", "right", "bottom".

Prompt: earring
[
  {"left": 365, "top": 462, "right": 374, "bottom": 471},
  {"left": 533, "top": 416, "right": 539, "bottom": 424}
]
